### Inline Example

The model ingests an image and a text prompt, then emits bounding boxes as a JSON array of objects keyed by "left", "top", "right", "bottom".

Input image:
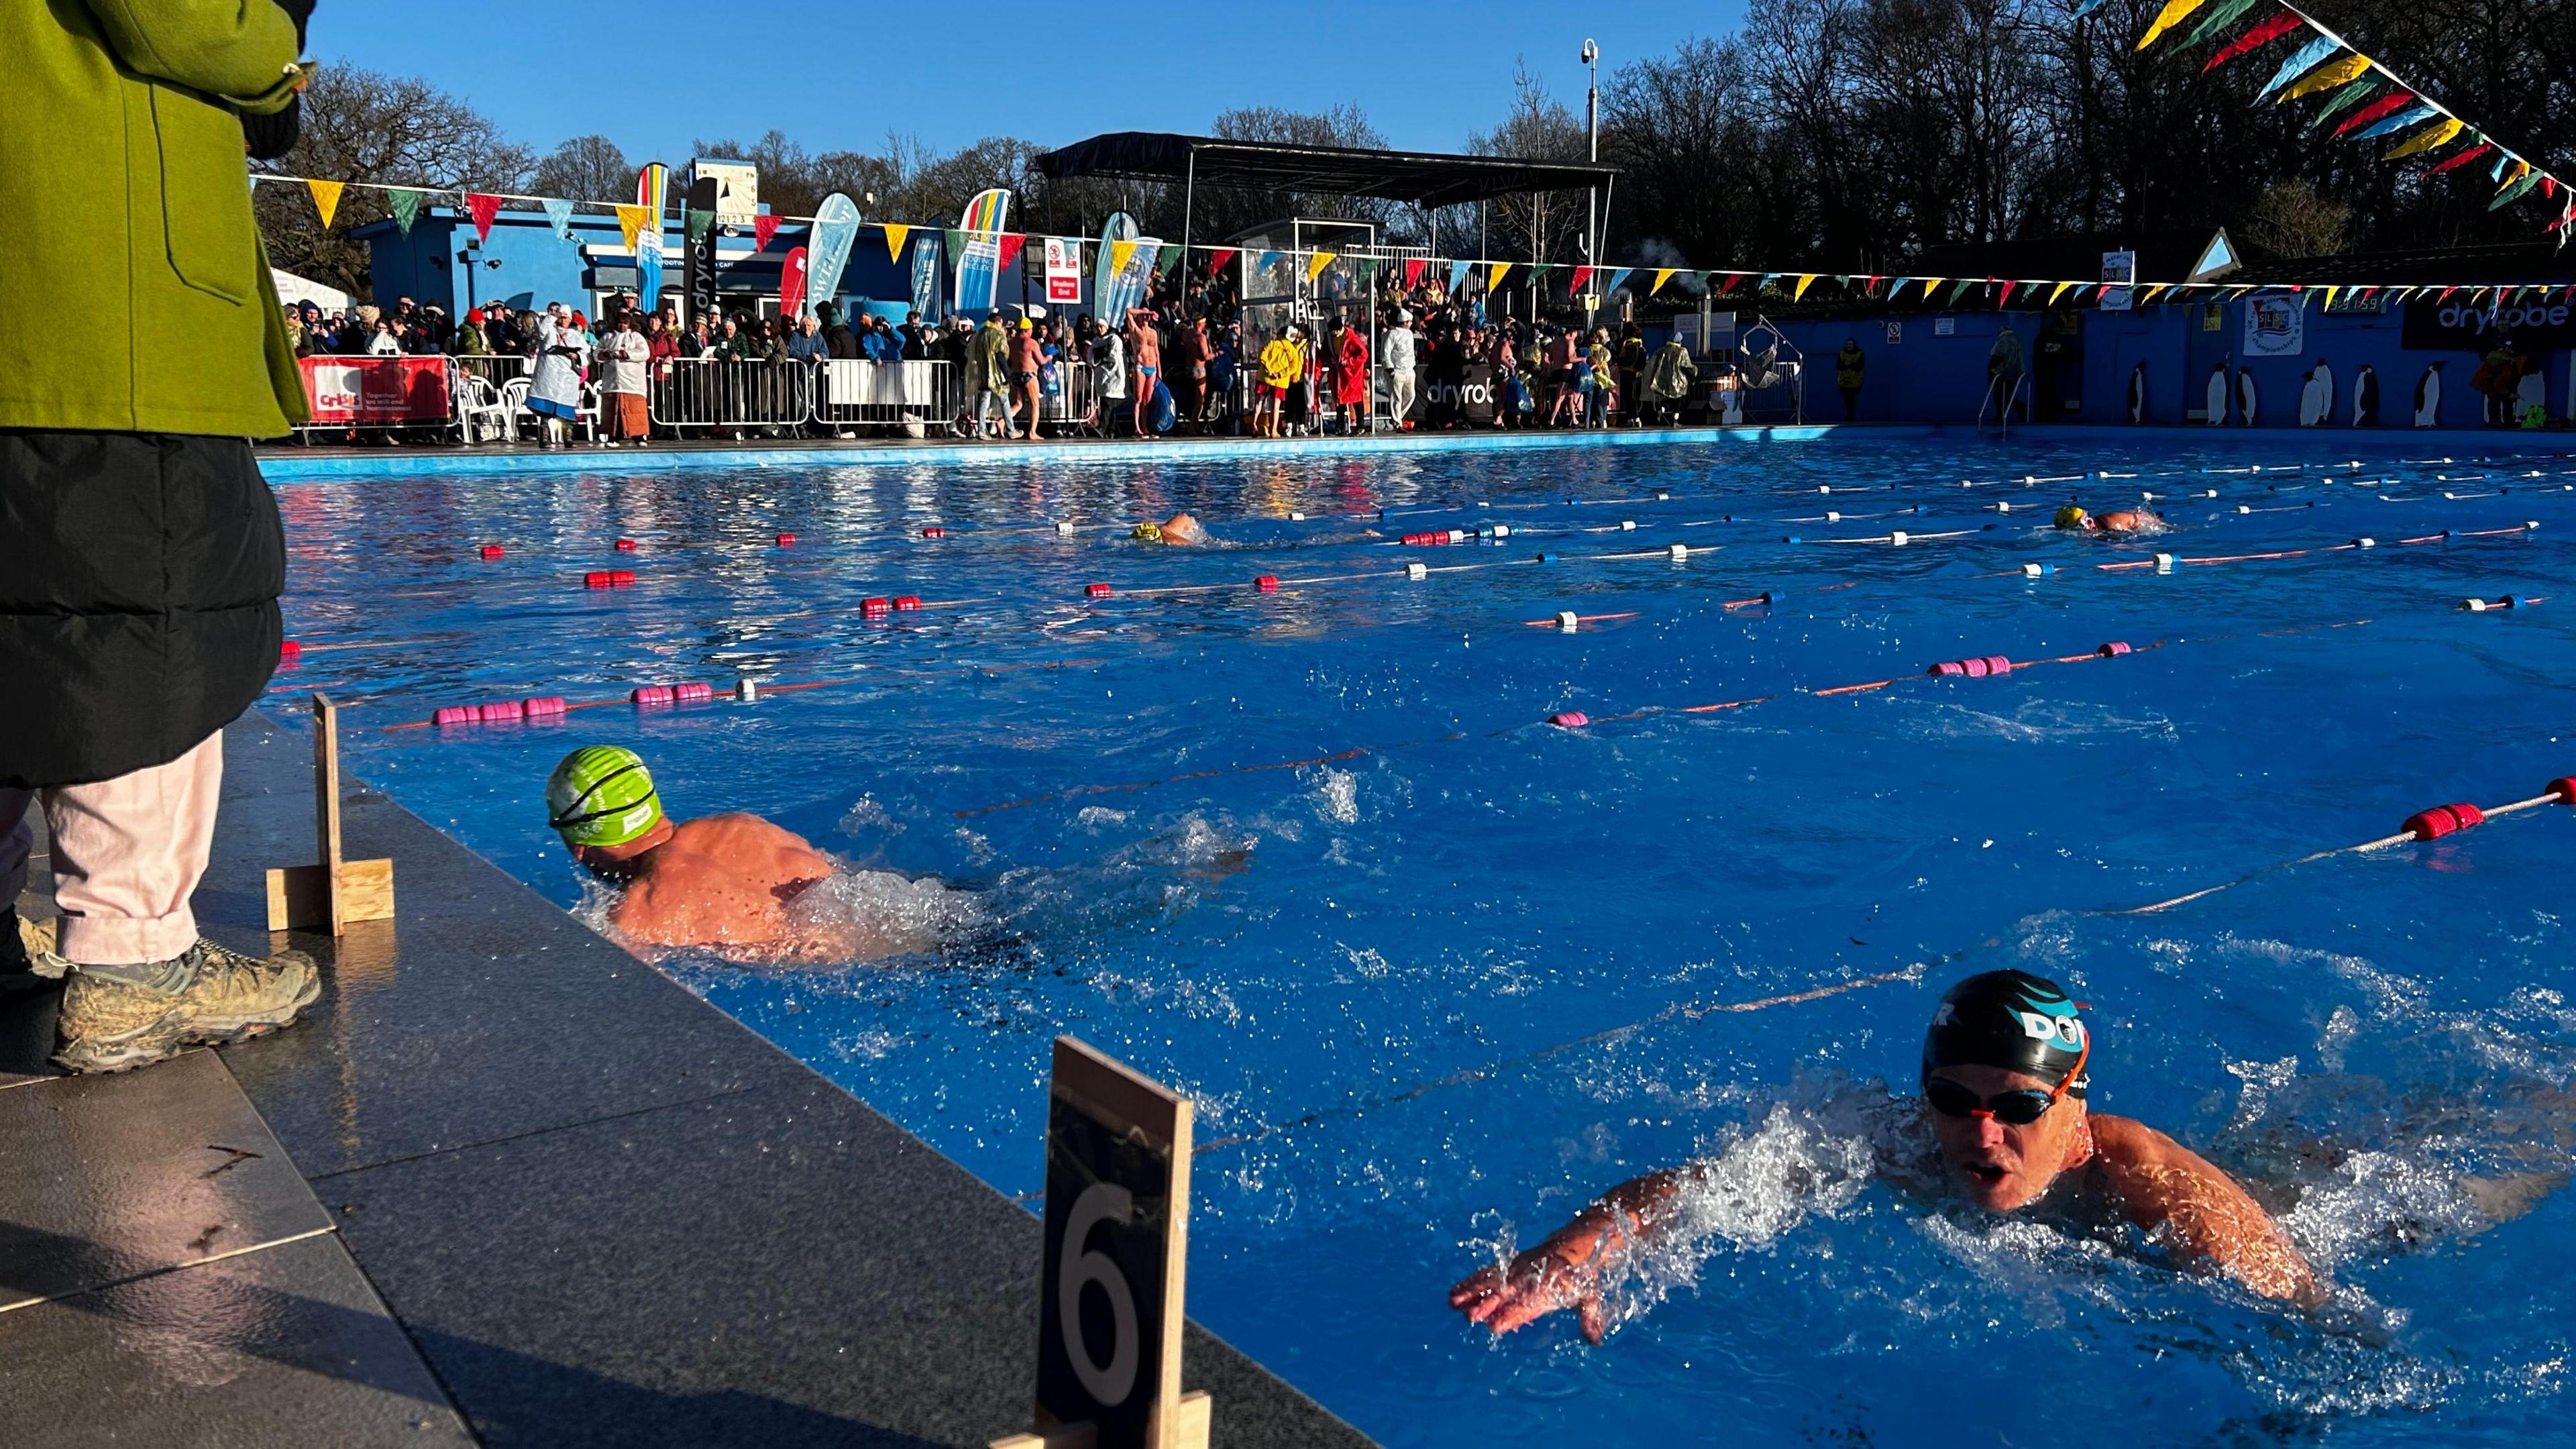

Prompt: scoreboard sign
[{"left": 992, "top": 1038, "right": 1210, "bottom": 1449}]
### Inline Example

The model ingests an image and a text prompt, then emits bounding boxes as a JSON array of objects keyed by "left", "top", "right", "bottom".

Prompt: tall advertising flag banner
[
  {"left": 635, "top": 163, "right": 669, "bottom": 313},
  {"left": 1044, "top": 237, "right": 1083, "bottom": 306},
  {"left": 909, "top": 233, "right": 943, "bottom": 324},
  {"left": 952, "top": 189, "right": 1012, "bottom": 317},
  {"left": 780, "top": 247, "right": 810, "bottom": 323},
  {"left": 1093, "top": 213, "right": 1138, "bottom": 315},
  {"left": 1114, "top": 244, "right": 1162, "bottom": 317},
  {"left": 806, "top": 193, "right": 862, "bottom": 323}
]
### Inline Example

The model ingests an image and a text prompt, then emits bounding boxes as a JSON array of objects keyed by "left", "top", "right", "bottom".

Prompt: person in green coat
[
  {"left": 0, "top": 0, "right": 323, "bottom": 1070},
  {"left": 968, "top": 315, "right": 1014, "bottom": 438}
]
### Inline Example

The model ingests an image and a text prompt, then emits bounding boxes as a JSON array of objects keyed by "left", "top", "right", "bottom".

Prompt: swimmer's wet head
[
  {"left": 1921, "top": 969, "right": 2093, "bottom": 1213},
  {"left": 547, "top": 745, "right": 672, "bottom": 877},
  {"left": 2053, "top": 504, "right": 2094, "bottom": 531}
]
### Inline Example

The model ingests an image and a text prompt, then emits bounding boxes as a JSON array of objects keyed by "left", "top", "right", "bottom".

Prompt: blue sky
[{"left": 315, "top": 1, "right": 1743, "bottom": 164}]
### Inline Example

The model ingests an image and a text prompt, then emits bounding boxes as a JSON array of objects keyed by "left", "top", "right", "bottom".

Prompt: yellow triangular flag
[
  {"left": 1793, "top": 274, "right": 1819, "bottom": 301},
  {"left": 2322, "top": 286, "right": 2340, "bottom": 309},
  {"left": 1306, "top": 251, "right": 1336, "bottom": 283},
  {"left": 2138, "top": 0, "right": 2212, "bottom": 48},
  {"left": 2385, "top": 116, "right": 2464, "bottom": 160},
  {"left": 305, "top": 178, "right": 344, "bottom": 229},
  {"left": 1650, "top": 268, "right": 1676, "bottom": 296},
  {"left": 615, "top": 204, "right": 649, "bottom": 253},
  {"left": 2048, "top": 280, "right": 2078, "bottom": 305},
  {"left": 2277, "top": 53, "right": 2369, "bottom": 102},
  {"left": 1920, "top": 276, "right": 1943, "bottom": 298},
  {"left": 2139, "top": 284, "right": 2169, "bottom": 304},
  {"left": 1489, "top": 262, "right": 1513, "bottom": 290},
  {"left": 882, "top": 223, "right": 912, "bottom": 262},
  {"left": 1110, "top": 239, "right": 1137, "bottom": 274}
]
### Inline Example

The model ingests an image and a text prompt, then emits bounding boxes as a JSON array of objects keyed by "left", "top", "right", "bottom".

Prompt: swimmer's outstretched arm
[
  {"left": 1447, "top": 1165, "right": 1696, "bottom": 1344},
  {"left": 2086, "top": 1114, "right": 2326, "bottom": 1305}
]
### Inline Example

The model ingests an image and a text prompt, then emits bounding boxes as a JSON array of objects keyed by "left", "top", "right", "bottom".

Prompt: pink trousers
[{"left": 0, "top": 732, "right": 222, "bottom": 965}]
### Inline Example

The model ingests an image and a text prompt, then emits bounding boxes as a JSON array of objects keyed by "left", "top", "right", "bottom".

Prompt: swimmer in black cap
[{"left": 1449, "top": 969, "right": 2322, "bottom": 1343}]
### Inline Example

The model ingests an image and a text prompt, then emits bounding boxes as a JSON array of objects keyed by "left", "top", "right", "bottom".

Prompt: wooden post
[
  {"left": 265, "top": 694, "right": 395, "bottom": 934},
  {"left": 991, "top": 1038, "right": 1210, "bottom": 1449}
]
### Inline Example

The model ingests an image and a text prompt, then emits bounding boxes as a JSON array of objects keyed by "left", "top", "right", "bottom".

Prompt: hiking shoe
[
  {"left": 0, "top": 908, "right": 58, "bottom": 1004},
  {"left": 52, "top": 938, "right": 320, "bottom": 1075}
]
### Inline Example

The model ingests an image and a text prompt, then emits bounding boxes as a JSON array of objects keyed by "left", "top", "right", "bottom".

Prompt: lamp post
[{"left": 1582, "top": 38, "right": 1600, "bottom": 323}]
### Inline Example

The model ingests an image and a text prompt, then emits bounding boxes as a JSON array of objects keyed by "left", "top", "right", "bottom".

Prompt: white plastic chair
[
  {"left": 457, "top": 372, "right": 514, "bottom": 443},
  {"left": 498, "top": 376, "right": 532, "bottom": 441}
]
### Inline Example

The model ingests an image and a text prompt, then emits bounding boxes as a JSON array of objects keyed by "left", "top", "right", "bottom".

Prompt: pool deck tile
[
  {"left": 0, "top": 1046, "right": 336, "bottom": 1311},
  {"left": 0, "top": 1232, "right": 476, "bottom": 1447}
]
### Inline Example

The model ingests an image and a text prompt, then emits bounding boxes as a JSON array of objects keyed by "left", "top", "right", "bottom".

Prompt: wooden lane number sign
[
  {"left": 264, "top": 694, "right": 395, "bottom": 934},
  {"left": 991, "top": 1037, "right": 1210, "bottom": 1449}
]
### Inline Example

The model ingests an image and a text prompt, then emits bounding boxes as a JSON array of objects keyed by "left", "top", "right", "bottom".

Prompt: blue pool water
[{"left": 266, "top": 432, "right": 2576, "bottom": 1446}]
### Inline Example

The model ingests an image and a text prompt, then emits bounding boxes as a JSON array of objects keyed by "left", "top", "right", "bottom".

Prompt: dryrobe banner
[
  {"left": 2401, "top": 293, "right": 2576, "bottom": 351},
  {"left": 909, "top": 233, "right": 943, "bottom": 323},
  {"left": 300, "top": 357, "right": 452, "bottom": 425},
  {"left": 2242, "top": 294, "right": 2305, "bottom": 358},
  {"left": 1044, "top": 237, "right": 1083, "bottom": 306},
  {"left": 952, "top": 189, "right": 1011, "bottom": 317},
  {"left": 806, "top": 193, "right": 861, "bottom": 325}
]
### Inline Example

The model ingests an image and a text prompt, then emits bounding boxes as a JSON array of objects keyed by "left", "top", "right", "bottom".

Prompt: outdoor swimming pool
[{"left": 265, "top": 431, "right": 2575, "bottom": 1447}]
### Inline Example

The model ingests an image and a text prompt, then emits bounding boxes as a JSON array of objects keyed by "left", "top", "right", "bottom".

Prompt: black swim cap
[{"left": 1921, "top": 970, "right": 2090, "bottom": 1097}]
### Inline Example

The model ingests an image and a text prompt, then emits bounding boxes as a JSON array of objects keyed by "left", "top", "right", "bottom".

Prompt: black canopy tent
[{"left": 1034, "top": 130, "right": 1619, "bottom": 268}]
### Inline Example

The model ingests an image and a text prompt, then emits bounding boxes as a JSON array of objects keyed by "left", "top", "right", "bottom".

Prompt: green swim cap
[
  {"left": 2054, "top": 505, "right": 2088, "bottom": 529},
  {"left": 546, "top": 745, "right": 664, "bottom": 847}
]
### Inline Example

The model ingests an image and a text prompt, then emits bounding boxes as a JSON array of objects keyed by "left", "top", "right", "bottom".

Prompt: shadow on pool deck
[{"left": 0, "top": 713, "right": 1375, "bottom": 1448}]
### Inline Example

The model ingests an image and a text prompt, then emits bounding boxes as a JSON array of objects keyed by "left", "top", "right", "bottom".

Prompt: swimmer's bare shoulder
[
  {"left": 2080, "top": 1112, "right": 2324, "bottom": 1305},
  {"left": 612, "top": 813, "right": 835, "bottom": 948}
]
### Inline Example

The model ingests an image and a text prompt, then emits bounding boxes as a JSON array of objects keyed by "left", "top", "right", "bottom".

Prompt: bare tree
[{"left": 529, "top": 135, "right": 633, "bottom": 207}]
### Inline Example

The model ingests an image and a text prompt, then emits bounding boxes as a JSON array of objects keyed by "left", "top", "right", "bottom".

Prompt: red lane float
[
  {"left": 894, "top": 595, "right": 922, "bottom": 611},
  {"left": 922, "top": 527, "right": 947, "bottom": 539},
  {"left": 2403, "top": 802, "right": 2486, "bottom": 841},
  {"left": 584, "top": 570, "right": 635, "bottom": 589},
  {"left": 614, "top": 539, "right": 638, "bottom": 551},
  {"left": 525, "top": 696, "right": 566, "bottom": 717},
  {"left": 863, "top": 598, "right": 892, "bottom": 618},
  {"left": 775, "top": 532, "right": 797, "bottom": 546},
  {"left": 1401, "top": 530, "right": 1468, "bottom": 546},
  {"left": 278, "top": 640, "right": 303, "bottom": 663},
  {"left": 1254, "top": 575, "right": 1279, "bottom": 592},
  {"left": 1547, "top": 711, "right": 1591, "bottom": 729},
  {"left": 1930, "top": 655, "right": 2013, "bottom": 678},
  {"left": 2097, "top": 641, "right": 2133, "bottom": 656},
  {"left": 632, "top": 685, "right": 676, "bottom": 706},
  {"left": 479, "top": 544, "right": 506, "bottom": 560},
  {"left": 1085, "top": 583, "right": 1112, "bottom": 598}
]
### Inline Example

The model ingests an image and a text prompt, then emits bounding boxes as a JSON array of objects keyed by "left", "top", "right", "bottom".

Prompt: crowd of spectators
[{"left": 276, "top": 258, "right": 1730, "bottom": 447}]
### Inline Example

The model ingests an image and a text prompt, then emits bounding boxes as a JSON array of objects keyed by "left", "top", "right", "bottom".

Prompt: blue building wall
[
  {"left": 354, "top": 208, "right": 1092, "bottom": 324},
  {"left": 1748, "top": 300, "right": 2570, "bottom": 429}
]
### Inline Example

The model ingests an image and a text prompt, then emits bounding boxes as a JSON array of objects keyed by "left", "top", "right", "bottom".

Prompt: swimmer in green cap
[
  {"left": 547, "top": 745, "right": 837, "bottom": 951},
  {"left": 1450, "top": 969, "right": 2322, "bottom": 1343}
]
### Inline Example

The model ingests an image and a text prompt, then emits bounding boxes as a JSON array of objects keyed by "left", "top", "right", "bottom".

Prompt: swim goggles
[{"left": 1923, "top": 1041, "right": 2088, "bottom": 1126}]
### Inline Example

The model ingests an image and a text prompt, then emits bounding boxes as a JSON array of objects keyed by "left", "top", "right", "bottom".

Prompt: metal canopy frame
[{"left": 1035, "top": 132, "right": 1616, "bottom": 210}]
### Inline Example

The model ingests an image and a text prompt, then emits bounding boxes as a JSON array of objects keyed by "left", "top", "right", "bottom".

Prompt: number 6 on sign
[{"left": 991, "top": 1038, "right": 1211, "bottom": 1449}]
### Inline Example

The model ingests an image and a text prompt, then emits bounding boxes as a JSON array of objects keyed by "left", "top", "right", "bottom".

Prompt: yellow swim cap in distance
[
  {"left": 547, "top": 745, "right": 665, "bottom": 847},
  {"left": 2054, "top": 505, "right": 2088, "bottom": 529},
  {"left": 1130, "top": 522, "right": 1165, "bottom": 541}
]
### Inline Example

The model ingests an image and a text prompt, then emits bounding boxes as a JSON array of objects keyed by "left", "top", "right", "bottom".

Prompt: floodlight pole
[{"left": 1582, "top": 38, "right": 1601, "bottom": 326}]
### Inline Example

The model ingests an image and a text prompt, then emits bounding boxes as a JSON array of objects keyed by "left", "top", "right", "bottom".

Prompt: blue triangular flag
[
  {"left": 1888, "top": 276, "right": 1911, "bottom": 296},
  {"left": 541, "top": 197, "right": 576, "bottom": 239},
  {"left": 2255, "top": 35, "right": 2341, "bottom": 101},
  {"left": 2353, "top": 103, "right": 2438, "bottom": 140},
  {"left": 2070, "top": 0, "right": 2110, "bottom": 15},
  {"left": 1256, "top": 250, "right": 1281, "bottom": 274},
  {"left": 1447, "top": 258, "right": 1471, "bottom": 292},
  {"left": 1605, "top": 267, "right": 1633, "bottom": 296}
]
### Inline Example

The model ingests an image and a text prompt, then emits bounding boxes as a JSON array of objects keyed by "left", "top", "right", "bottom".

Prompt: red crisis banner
[{"left": 299, "top": 356, "right": 453, "bottom": 424}]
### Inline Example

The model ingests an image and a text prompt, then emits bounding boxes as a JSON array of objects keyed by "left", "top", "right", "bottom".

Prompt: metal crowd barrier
[
  {"left": 814, "top": 360, "right": 953, "bottom": 434},
  {"left": 649, "top": 356, "right": 816, "bottom": 433}
]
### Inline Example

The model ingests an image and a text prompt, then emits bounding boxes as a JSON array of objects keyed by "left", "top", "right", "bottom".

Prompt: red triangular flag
[
  {"left": 1998, "top": 280, "right": 2019, "bottom": 306},
  {"left": 2334, "top": 92, "right": 2416, "bottom": 137},
  {"left": 754, "top": 214, "right": 780, "bottom": 252},
  {"left": 1568, "top": 265, "right": 1595, "bottom": 294},
  {"left": 2203, "top": 11, "right": 2302, "bottom": 71},
  {"left": 2546, "top": 176, "right": 2560, "bottom": 200},
  {"left": 2423, "top": 141, "right": 2496, "bottom": 176},
  {"left": 1404, "top": 258, "right": 1428, "bottom": 288},
  {"left": 1720, "top": 272, "right": 1746, "bottom": 295},
  {"left": 996, "top": 233, "right": 1027, "bottom": 272},
  {"left": 464, "top": 192, "right": 503, "bottom": 242},
  {"left": 1206, "top": 247, "right": 1238, "bottom": 276}
]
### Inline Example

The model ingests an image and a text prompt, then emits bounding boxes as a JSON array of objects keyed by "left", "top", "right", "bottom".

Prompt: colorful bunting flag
[
  {"left": 2277, "top": 52, "right": 2370, "bottom": 102},
  {"left": 1998, "top": 280, "right": 2019, "bottom": 306},
  {"left": 2255, "top": 36, "right": 2342, "bottom": 101},
  {"left": 1110, "top": 239, "right": 1137, "bottom": 276},
  {"left": 385, "top": 188, "right": 421, "bottom": 235},
  {"left": 1945, "top": 279, "right": 1973, "bottom": 304},
  {"left": 996, "top": 233, "right": 1026, "bottom": 272},
  {"left": 684, "top": 209, "right": 714, "bottom": 243},
  {"left": 1605, "top": 268, "right": 1633, "bottom": 296},
  {"left": 1161, "top": 246, "right": 1186, "bottom": 277},
  {"left": 614, "top": 204, "right": 649, "bottom": 253},
  {"left": 1488, "top": 262, "right": 1512, "bottom": 289},
  {"left": 753, "top": 214, "right": 780, "bottom": 252},
  {"left": 1650, "top": 268, "right": 1677, "bottom": 296},
  {"left": 2308, "top": 80, "right": 2383, "bottom": 129},
  {"left": 1887, "top": 276, "right": 1910, "bottom": 297},
  {"left": 1721, "top": 272, "right": 1748, "bottom": 295},
  {"left": 2385, "top": 117, "right": 2464, "bottom": 160},
  {"left": 305, "top": 178, "right": 343, "bottom": 229},
  {"left": 2071, "top": 0, "right": 2111, "bottom": 17},
  {"left": 541, "top": 197, "right": 575, "bottom": 239},
  {"left": 2353, "top": 104, "right": 2438, "bottom": 140},
  {"left": 2178, "top": 0, "right": 2261, "bottom": 49},
  {"left": 1307, "top": 251, "right": 1337, "bottom": 282},
  {"left": 1793, "top": 273, "right": 1817, "bottom": 301},
  {"left": 2204, "top": 11, "right": 2303, "bottom": 72},
  {"left": 881, "top": 222, "right": 910, "bottom": 262},
  {"left": 1257, "top": 250, "right": 1283, "bottom": 276},
  {"left": 1404, "top": 258, "right": 1428, "bottom": 288},
  {"left": 2491, "top": 170, "right": 2544, "bottom": 209},
  {"left": 464, "top": 192, "right": 503, "bottom": 242},
  {"left": 1208, "top": 247, "right": 1238, "bottom": 275},
  {"left": 946, "top": 229, "right": 970, "bottom": 270},
  {"left": 2138, "top": 0, "right": 2217, "bottom": 50},
  {"left": 1919, "top": 276, "right": 1943, "bottom": 298},
  {"left": 1568, "top": 265, "right": 1595, "bottom": 294},
  {"left": 2332, "top": 92, "right": 2416, "bottom": 136},
  {"left": 2047, "top": 280, "right": 2078, "bottom": 305},
  {"left": 1447, "top": 259, "right": 1470, "bottom": 293}
]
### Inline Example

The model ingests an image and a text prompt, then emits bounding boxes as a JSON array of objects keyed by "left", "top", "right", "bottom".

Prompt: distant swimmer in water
[
  {"left": 1450, "top": 971, "right": 2324, "bottom": 1343},
  {"left": 1132, "top": 512, "right": 1211, "bottom": 545},
  {"left": 546, "top": 746, "right": 969, "bottom": 960},
  {"left": 2055, "top": 504, "right": 2165, "bottom": 535}
]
